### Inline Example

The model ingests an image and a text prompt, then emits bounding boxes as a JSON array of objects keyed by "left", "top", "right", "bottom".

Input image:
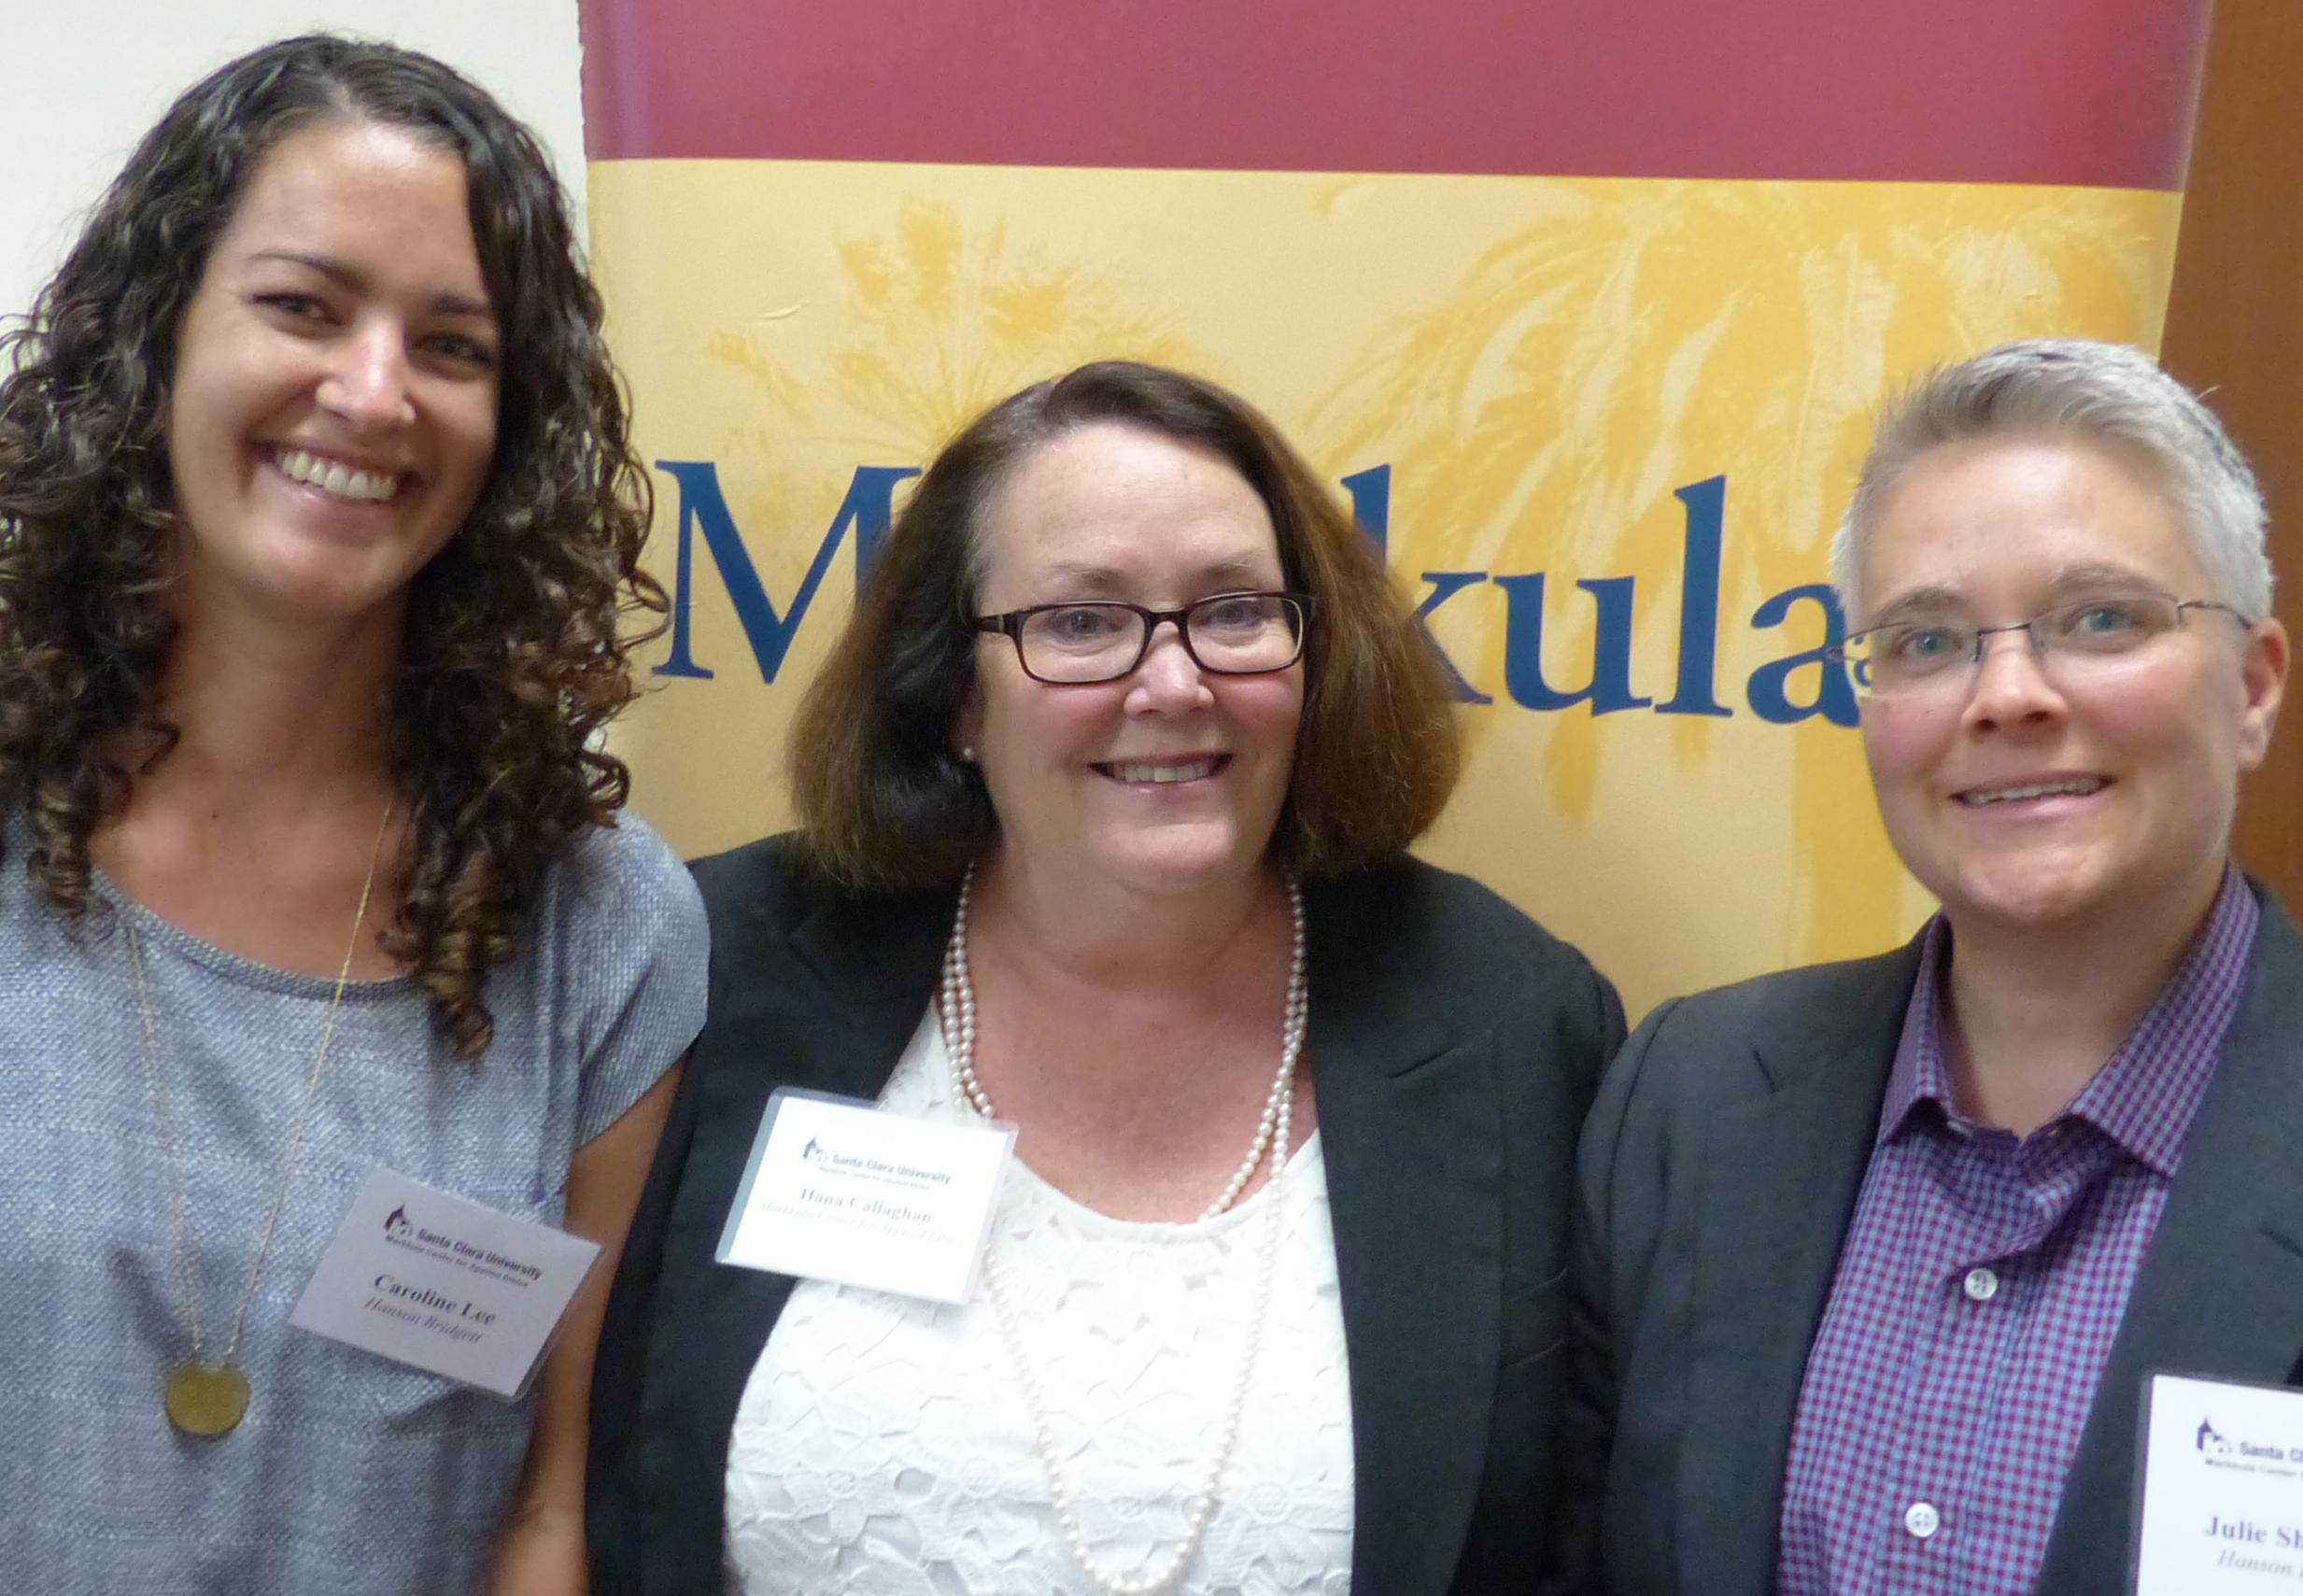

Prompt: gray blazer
[
  {"left": 1554, "top": 883, "right": 2303, "bottom": 1596},
  {"left": 589, "top": 835, "right": 1624, "bottom": 1596}
]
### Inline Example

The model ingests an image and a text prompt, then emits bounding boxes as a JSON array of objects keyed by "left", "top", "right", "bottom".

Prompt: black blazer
[
  {"left": 1555, "top": 883, "right": 2303, "bottom": 1596},
  {"left": 589, "top": 835, "right": 1624, "bottom": 1595}
]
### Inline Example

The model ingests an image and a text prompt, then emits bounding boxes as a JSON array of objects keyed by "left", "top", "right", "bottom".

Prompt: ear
[{"left": 2236, "top": 615, "right": 2287, "bottom": 773}]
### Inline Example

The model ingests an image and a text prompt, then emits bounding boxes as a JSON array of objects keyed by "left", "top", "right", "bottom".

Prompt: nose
[
  {"left": 1124, "top": 619, "right": 1217, "bottom": 713},
  {"left": 1960, "top": 627, "right": 2066, "bottom": 732},
  {"left": 318, "top": 319, "right": 417, "bottom": 432}
]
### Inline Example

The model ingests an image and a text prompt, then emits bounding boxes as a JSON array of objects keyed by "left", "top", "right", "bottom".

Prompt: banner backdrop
[{"left": 578, "top": 0, "right": 2209, "bottom": 1019}]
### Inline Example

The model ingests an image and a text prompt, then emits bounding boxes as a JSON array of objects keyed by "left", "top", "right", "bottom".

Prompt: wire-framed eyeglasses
[
  {"left": 1829, "top": 594, "right": 2253, "bottom": 698},
  {"left": 972, "top": 590, "right": 1315, "bottom": 685}
]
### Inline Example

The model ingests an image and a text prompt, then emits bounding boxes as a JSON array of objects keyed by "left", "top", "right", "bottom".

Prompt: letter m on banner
[{"left": 652, "top": 461, "right": 922, "bottom": 682}]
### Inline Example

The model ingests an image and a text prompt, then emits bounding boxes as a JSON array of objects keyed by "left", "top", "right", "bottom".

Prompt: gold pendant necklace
[{"left": 124, "top": 805, "right": 394, "bottom": 1438}]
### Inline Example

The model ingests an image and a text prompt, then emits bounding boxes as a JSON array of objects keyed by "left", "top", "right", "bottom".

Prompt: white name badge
[
  {"left": 716, "top": 1088, "right": 1014, "bottom": 1304},
  {"left": 288, "top": 1168, "right": 600, "bottom": 1398},
  {"left": 2134, "top": 1372, "right": 2303, "bottom": 1591}
]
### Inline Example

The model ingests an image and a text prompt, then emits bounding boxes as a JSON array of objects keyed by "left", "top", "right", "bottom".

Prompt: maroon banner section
[{"left": 579, "top": 0, "right": 2207, "bottom": 190}]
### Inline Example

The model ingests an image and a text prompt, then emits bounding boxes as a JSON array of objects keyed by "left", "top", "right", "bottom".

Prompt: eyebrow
[
  {"left": 2041, "top": 561, "right": 2168, "bottom": 598},
  {"left": 1038, "top": 553, "right": 1273, "bottom": 592},
  {"left": 1865, "top": 585, "right": 1967, "bottom": 627},
  {"left": 1037, "top": 563, "right": 1125, "bottom": 590},
  {"left": 1866, "top": 563, "right": 2173, "bottom": 628},
  {"left": 247, "top": 249, "right": 496, "bottom": 321}
]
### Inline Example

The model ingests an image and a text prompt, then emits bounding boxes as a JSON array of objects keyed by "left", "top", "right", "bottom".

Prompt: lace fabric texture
[{"left": 725, "top": 1011, "right": 1356, "bottom": 1594}]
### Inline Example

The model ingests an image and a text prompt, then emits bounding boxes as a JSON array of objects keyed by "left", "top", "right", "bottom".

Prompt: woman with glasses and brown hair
[
  {"left": 590, "top": 360, "right": 1623, "bottom": 1596},
  {"left": 1556, "top": 339, "right": 2293, "bottom": 1596}
]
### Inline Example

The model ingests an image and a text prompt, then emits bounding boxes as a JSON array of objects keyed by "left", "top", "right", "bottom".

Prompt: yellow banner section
[{"left": 589, "top": 159, "right": 2181, "bottom": 1019}]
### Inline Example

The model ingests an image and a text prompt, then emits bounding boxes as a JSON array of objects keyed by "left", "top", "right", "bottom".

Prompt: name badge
[
  {"left": 288, "top": 1168, "right": 600, "bottom": 1398},
  {"left": 716, "top": 1088, "right": 1014, "bottom": 1304},
  {"left": 2134, "top": 1371, "right": 2303, "bottom": 1591}
]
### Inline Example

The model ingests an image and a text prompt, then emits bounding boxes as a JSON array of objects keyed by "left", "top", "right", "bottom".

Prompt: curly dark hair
[
  {"left": 0, "top": 35, "right": 664, "bottom": 1058},
  {"left": 791, "top": 360, "right": 1462, "bottom": 889}
]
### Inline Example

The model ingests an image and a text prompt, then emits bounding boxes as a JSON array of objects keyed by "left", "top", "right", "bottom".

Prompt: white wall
[{"left": 0, "top": 0, "right": 586, "bottom": 322}]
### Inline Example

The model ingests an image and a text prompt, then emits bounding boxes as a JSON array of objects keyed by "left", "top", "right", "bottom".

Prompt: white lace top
[{"left": 725, "top": 1010, "right": 1356, "bottom": 1594}]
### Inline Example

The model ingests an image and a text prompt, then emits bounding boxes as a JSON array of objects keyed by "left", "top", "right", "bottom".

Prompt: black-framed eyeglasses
[
  {"left": 971, "top": 590, "right": 1315, "bottom": 685},
  {"left": 1829, "top": 594, "right": 2253, "bottom": 698}
]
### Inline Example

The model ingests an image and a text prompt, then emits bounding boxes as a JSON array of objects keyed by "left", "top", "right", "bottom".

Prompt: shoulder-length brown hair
[
  {"left": 0, "top": 35, "right": 662, "bottom": 1058},
  {"left": 792, "top": 360, "right": 1460, "bottom": 889}
]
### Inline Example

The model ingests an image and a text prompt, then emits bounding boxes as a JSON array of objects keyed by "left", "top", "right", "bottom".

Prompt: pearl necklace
[
  {"left": 937, "top": 866, "right": 1307, "bottom": 1596},
  {"left": 940, "top": 868, "right": 1307, "bottom": 1219}
]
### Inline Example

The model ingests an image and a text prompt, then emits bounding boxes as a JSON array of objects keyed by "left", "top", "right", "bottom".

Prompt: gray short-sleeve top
[{"left": 0, "top": 809, "right": 707, "bottom": 1595}]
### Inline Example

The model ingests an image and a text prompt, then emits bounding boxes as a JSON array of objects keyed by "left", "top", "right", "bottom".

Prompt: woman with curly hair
[{"left": 0, "top": 35, "right": 704, "bottom": 1596}]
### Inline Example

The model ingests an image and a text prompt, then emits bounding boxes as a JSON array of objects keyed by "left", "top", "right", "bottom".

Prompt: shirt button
[
  {"left": 1963, "top": 1267, "right": 2000, "bottom": 1303},
  {"left": 1904, "top": 1502, "right": 1942, "bottom": 1539}
]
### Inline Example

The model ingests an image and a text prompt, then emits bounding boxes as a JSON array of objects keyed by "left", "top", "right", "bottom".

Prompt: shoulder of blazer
[
  {"left": 1578, "top": 937, "right": 1924, "bottom": 1256},
  {"left": 1305, "top": 854, "right": 1628, "bottom": 1068},
  {"left": 689, "top": 832, "right": 954, "bottom": 1011},
  {"left": 2240, "top": 877, "right": 2303, "bottom": 1024},
  {"left": 1608, "top": 937, "right": 1927, "bottom": 1112},
  {"left": 689, "top": 831, "right": 836, "bottom": 967}
]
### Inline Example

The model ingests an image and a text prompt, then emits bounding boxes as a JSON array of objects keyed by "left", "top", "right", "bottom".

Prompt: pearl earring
[{"left": 957, "top": 745, "right": 976, "bottom": 762}]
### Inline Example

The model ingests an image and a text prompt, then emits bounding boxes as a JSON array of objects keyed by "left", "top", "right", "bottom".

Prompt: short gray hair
[{"left": 1829, "top": 339, "right": 2271, "bottom": 621}]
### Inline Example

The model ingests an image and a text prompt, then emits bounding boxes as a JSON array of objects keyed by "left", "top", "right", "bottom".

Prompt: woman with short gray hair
[
  {"left": 1561, "top": 338, "right": 2292, "bottom": 1596},
  {"left": 1830, "top": 337, "right": 2272, "bottom": 619}
]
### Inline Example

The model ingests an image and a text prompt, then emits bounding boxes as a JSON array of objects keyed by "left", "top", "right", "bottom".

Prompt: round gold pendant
[{"left": 164, "top": 1359, "right": 250, "bottom": 1436}]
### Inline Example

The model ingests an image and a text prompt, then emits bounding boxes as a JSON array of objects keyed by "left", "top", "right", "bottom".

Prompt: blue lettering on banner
[
  {"left": 1349, "top": 460, "right": 1491, "bottom": 705},
  {"left": 652, "top": 459, "right": 1856, "bottom": 724},
  {"left": 1496, "top": 572, "right": 1650, "bottom": 714},
  {"left": 653, "top": 461, "right": 921, "bottom": 682},
  {"left": 1657, "top": 475, "right": 1733, "bottom": 718},
  {"left": 1411, "top": 572, "right": 1495, "bottom": 706},
  {"left": 1746, "top": 584, "right": 1858, "bottom": 727},
  {"left": 1339, "top": 464, "right": 1392, "bottom": 555}
]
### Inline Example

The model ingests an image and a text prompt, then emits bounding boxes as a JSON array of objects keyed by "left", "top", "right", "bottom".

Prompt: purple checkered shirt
[{"left": 1777, "top": 869, "right": 2259, "bottom": 1596}]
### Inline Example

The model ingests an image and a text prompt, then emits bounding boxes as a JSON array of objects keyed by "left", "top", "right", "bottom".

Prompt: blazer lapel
[
  {"left": 1675, "top": 943, "right": 1922, "bottom": 1596},
  {"left": 2040, "top": 893, "right": 2303, "bottom": 1589},
  {"left": 641, "top": 877, "right": 953, "bottom": 1595},
  {"left": 679, "top": 883, "right": 952, "bottom": 1330},
  {"left": 1310, "top": 880, "right": 1505, "bottom": 1596}
]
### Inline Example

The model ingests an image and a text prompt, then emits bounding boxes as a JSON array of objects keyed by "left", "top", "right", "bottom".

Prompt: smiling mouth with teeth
[
  {"left": 276, "top": 447, "right": 403, "bottom": 504},
  {"left": 1099, "top": 756, "right": 1225, "bottom": 784},
  {"left": 1957, "top": 776, "right": 2112, "bottom": 807}
]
